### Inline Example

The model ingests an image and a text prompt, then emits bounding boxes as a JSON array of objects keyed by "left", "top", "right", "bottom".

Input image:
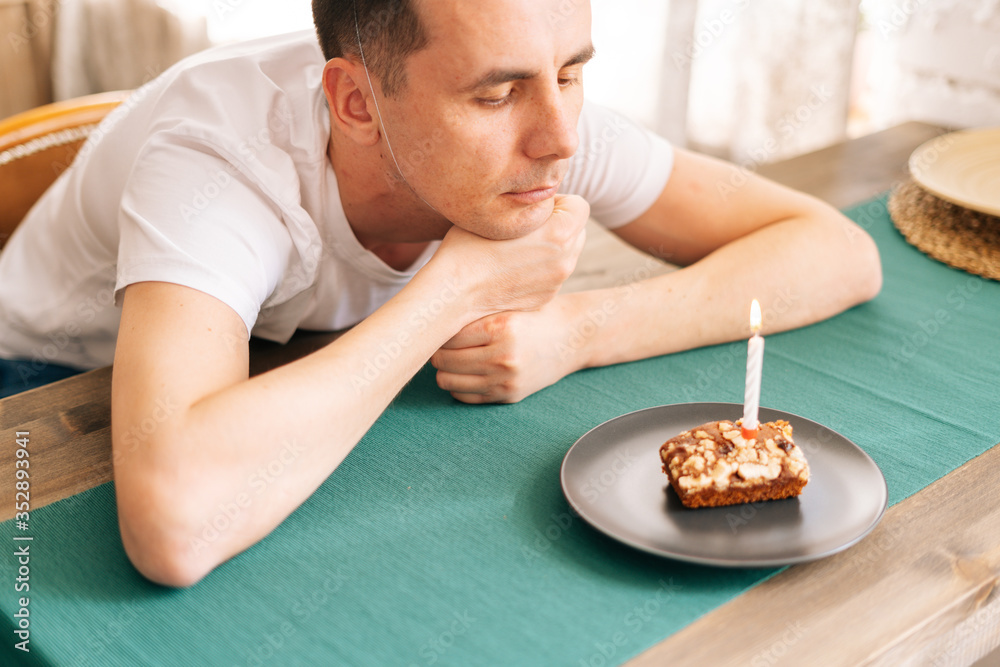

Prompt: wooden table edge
[
  {"left": 625, "top": 120, "right": 1000, "bottom": 666},
  {"left": 624, "top": 442, "right": 1000, "bottom": 667},
  {"left": 3, "top": 121, "right": 997, "bottom": 666}
]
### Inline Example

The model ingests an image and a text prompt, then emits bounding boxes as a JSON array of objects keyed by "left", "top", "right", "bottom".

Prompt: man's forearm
[
  {"left": 565, "top": 209, "right": 881, "bottom": 370},
  {"left": 117, "top": 270, "right": 474, "bottom": 586},
  {"left": 114, "top": 195, "right": 591, "bottom": 587}
]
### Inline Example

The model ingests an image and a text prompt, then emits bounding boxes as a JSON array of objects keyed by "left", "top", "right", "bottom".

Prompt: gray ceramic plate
[{"left": 561, "top": 402, "right": 887, "bottom": 567}]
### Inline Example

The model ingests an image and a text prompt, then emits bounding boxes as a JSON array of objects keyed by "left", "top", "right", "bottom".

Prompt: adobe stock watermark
[
  {"left": 577, "top": 578, "right": 683, "bottom": 667},
  {"left": 676, "top": 286, "right": 799, "bottom": 402},
  {"left": 188, "top": 439, "right": 307, "bottom": 556},
  {"left": 872, "top": 0, "right": 930, "bottom": 39},
  {"left": 929, "top": 599, "right": 1000, "bottom": 667},
  {"left": 394, "top": 459, "right": 461, "bottom": 522},
  {"left": 671, "top": 0, "right": 754, "bottom": 71},
  {"left": 908, "top": 132, "right": 958, "bottom": 184},
  {"left": 888, "top": 276, "right": 983, "bottom": 371},
  {"left": 258, "top": 239, "right": 329, "bottom": 314},
  {"left": 69, "top": 601, "right": 142, "bottom": 667},
  {"left": 5, "top": 266, "right": 132, "bottom": 394},
  {"left": 749, "top": 621, "right": 808, "bottom": 667},
  {"left": 546, "top": 0, "right": 587, "bottom": 28},
  {"left": 716, "top": 85, "right": 834, "bottom": 201},
  {"left": 845, "top": 131, "right": 957, "bottom": 244},
  {"left": 349, "top": 277, "right": 461, "bottom": 393},
  {"left": 844, "top": 195, "right": 897, "bottom": 246},
  {"left": 179, "top": 105, "right": 298, "bottom": 223},
  {"left": 50, "top": 64, "right": 166, "bottom": 177},
  {"left": 386, "top": 128, "right": 448, "bottom": 188},
  {"left": 410, "top": 609, "right": 477, "bottom": 667},
  {"left": 6, "top": 0, "right": 65, "bottom": 55},
  {"left": 725, "top": 498, "right": 771, "bottom": 534},
  {"left": 355, "top": 0, "right": 407, "bottom": 45},
  {"left": 520, "top": 508, "right": 580, "bottom": 565},
  {"left": 9, "top": 272, "right": 115, "bottom": 389},
  {"left": 213, "top": 0, "right": 248, "bottom": 21},
  {"left": 238, "top": 568, "right": 348, "bottom": 667},
  {"left": 580, "top": 449, "right": 637, "bottom": 504},
  {"left": 113, "top": 395, "right": 182, "bottom": 467},
  {"left": 556, "top": 252, "right": 670, "bottom": 361},
  {"left": 577, "top": 113, "right": 632, "bottom": 162},
  {"left": 848, "top": 521, "right": 906, "bottom": 576},
  {"left": 725, "top": 428, "right": 827, "bottom": 535}
]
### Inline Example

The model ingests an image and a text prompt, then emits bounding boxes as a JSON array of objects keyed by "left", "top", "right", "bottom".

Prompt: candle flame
[{"left": 750, "top": 299, "right": 762, "bottom": 334}]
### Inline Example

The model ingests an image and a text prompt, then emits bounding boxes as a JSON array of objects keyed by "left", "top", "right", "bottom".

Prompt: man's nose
[{"left": 524, "top": 86, "right": 579, "bottom": 161}]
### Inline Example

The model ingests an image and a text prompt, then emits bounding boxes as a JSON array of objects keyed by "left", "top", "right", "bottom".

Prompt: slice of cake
[{"left": 659, "top": 419, "right": 809, "bottom": 508}]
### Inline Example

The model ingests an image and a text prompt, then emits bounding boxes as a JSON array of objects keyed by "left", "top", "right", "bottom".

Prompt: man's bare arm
[
  {"left": 575, "top": 147, "right": 882, "bottom": 363},
  {"left": 112, "top": 196, "right": 587, "bottom": 587},
  {"left": 431, "top": 148, "right": 881, "bottom": 402}
]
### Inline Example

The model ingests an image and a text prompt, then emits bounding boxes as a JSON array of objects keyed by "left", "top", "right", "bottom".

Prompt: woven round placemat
[{"left": 888, "top": 180, "right": 1000, "bottom": 281}]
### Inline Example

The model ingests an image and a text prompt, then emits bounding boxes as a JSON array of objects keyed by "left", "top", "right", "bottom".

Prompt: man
[{"left": 0, "top": 0, "right": 880, "bottom": 586}]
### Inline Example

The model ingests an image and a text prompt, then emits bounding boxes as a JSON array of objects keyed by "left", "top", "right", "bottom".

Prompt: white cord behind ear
[{"left": 352, "top": 0, "right": 440, "bottom": 213}]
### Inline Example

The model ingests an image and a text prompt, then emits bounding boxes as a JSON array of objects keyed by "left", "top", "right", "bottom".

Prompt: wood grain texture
[
  {"left": 0, "top": 0, "right": 55, "bottom": 119},
  {"left": 3, "top": 122, "right": 995, "bottom": 665},
  {"left": 757, "top": 121, "right": 951, "bottom": 210},
  {"left": 1, "top": 367, "right": 113, "bottom": 519},
  {"left": 626, "top": 444, "right": 1000, "bottom": 667},
  {"left": 0, "top": 331, "right": 342, "bottom": 521},
  {"left": 625, "top": 120, "right": 1000, "bottom": 667},
  {"left": 0, "top": 122, "right": 952, "bottom": 515},
  {"left": 562, "top": 220, "right": 675, "bottom": 295}
]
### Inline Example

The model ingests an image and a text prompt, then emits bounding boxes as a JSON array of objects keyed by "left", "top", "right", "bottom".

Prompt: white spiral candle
[{"left": 742, "top": 299, "right": 764, "bottom": 434}]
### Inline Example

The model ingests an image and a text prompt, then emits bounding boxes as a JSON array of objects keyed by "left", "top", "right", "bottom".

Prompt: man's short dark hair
[{"left": 312, "top": 0, "right": 428, "bottom": 97}]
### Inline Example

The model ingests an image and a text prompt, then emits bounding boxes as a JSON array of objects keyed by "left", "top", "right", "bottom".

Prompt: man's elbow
[
  {"left": 116, "top": 479, "right": 214, "bottom": 588},
  {"left": 849, "top": 225, "right": 883, "bottom": 305}
]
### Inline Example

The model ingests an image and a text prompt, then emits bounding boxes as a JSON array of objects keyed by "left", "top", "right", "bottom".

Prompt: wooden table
[
  {"left": 627, "top": 123, "right": 1000, "bottom": 667},
  {"left": 2, "top": 122, "right": 998, "bottom": 666}
]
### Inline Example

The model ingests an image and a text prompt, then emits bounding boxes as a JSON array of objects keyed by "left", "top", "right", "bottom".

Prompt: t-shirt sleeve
[
  {"left": 115, "top": 134, "right": 296, "bottom": 337},
  {"left": 559, "top": 101, "right": 674, "bottom": 229}
]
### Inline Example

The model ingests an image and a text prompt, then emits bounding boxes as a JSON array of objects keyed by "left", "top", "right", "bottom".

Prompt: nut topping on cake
[{"left": 659, "top": 419, "right": 809, "bottom": 508}]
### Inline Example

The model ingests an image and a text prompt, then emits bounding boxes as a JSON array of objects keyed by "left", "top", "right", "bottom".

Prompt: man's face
[{"left": 374, "top": 0, "right": 593, "bottom": 240}]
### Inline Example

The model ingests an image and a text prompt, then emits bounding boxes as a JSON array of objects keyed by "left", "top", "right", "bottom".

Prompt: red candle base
[{"left": 741, "top": 426, "right": 758, "bottom": 440}]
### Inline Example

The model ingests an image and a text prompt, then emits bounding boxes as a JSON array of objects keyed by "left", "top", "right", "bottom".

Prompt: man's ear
[{"left": 322, "top": 57, "right": 380, "bottom": 146}]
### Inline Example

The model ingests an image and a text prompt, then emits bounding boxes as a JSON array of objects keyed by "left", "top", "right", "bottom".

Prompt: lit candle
[{"left": 741, "top": 299, "right": 764, "bottom": 439}]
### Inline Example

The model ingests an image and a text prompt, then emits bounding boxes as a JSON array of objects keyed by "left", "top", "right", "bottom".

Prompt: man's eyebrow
[
  {"left": 459, "top": 44, "right": 596, "bottom": 93},
  {"left": 564, "top": 44, "right": 596, "bottom": 68}
]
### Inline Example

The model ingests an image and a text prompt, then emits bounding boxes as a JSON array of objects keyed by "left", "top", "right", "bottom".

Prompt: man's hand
[
  {"left": 431, "top": 194, "right": 589, "bottom": 318},
  {"left": 110, "top": 194, "right": 588, "bottom": 587},
  {"left": 426, "top": 194, "right": 589, "bottom": 403},
  {"left": 431, "top": 297, "right": 584, "bottom": 404}
]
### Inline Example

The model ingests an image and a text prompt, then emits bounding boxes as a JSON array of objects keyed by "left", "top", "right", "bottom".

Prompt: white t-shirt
[{"left": 0, "top": 31, "right": 673, "bottom": 370}]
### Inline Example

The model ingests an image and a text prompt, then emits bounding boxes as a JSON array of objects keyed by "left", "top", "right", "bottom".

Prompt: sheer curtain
[
  {"left": 576, "top": 0, "right": 860, "bottom": 164},
  {"left": 51, "top": 0, "right": 864, "bottom": 164},
  {"left": 683, "top": 0, "right": 859, "bottom": 163},
  {"left": 53, "top": 0, "right": 209, "bottom": 100},
  {"left": 860, "top": 0, "right": 1000, "bottom": 131}
]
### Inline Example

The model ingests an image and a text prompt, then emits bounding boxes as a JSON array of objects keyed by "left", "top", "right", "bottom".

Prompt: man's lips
[{"left": 502, "top": 184, "right": 559, "bottom": 204}]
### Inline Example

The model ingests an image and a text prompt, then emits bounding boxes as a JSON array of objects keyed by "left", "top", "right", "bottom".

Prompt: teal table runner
[{"left": 3, "top": 195, "right": 999, "bottom": 666}]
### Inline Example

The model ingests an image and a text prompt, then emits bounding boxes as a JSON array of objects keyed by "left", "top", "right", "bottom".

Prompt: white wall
[
  {"left": 165, "top": 0, "right": 314, "bottom": 44},
  {"left": 587, "top": 0, "right": 671, "bottom": 131},
  {"left": 862, "top": 0, "right": 1000, "bottom": 129},
  {"left": 170, "top": 0, "right": 670, "bottom": 132}
]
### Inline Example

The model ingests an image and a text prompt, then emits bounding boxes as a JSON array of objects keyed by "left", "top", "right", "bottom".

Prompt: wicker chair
[{"left": 0, "top": 91, "right": 131, "bottom": 249}]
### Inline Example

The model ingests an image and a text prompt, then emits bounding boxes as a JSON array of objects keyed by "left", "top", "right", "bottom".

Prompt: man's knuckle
[
  {"left": 557, "top": 258, "right": 575, "bottom": 281},
  {"left": 495, "top": 354, "right": 517, "bottom": 372},
  {"left": 498, "top": 378, "right": 521, "bottom": 395},
  {"left": 487, "top": 313, "right": 512, "bottom": 336}
]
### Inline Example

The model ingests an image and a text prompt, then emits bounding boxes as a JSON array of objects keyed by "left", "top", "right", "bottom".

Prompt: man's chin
[
  {"left": 445, "top": 197, "right": 556, "bottom": 240},
  {"left": 485, "top": 197, "right": 556, "bottom": 240}
]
